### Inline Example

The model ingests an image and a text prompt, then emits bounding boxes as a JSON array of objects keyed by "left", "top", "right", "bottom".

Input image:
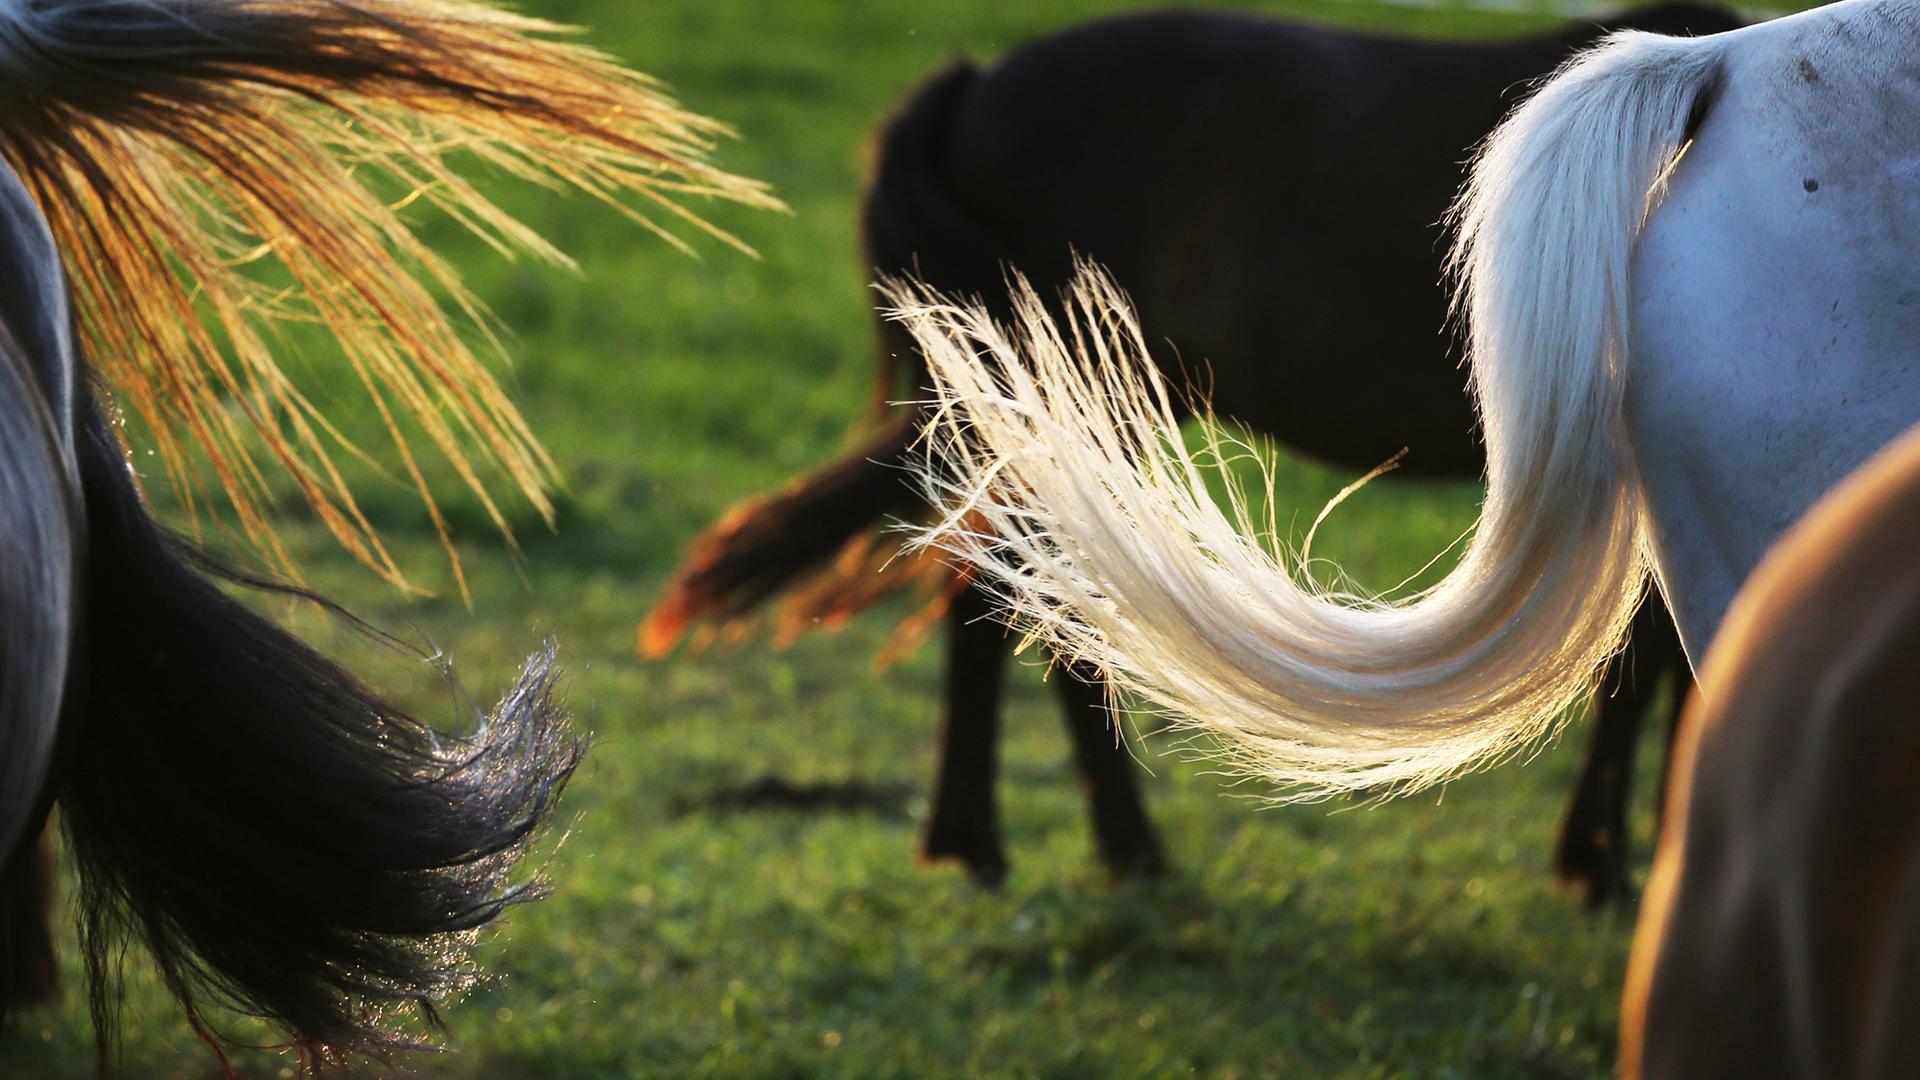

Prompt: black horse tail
[
  {"left": 639, "top": 64, "right": 987, "bottom": 656},
  {"left": 55, "top": 395, "right": 581, "bottom": 1063}
]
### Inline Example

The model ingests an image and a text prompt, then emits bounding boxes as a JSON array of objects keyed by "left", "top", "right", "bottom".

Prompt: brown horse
[
  {"left": 1622, "top": 421, "right": 1920, "bottom": 1078},
  {"left": 645, "top": 4, "right": 1736, "bottom": 899}
]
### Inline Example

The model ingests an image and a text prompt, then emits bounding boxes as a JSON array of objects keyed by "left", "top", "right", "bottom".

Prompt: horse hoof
[
  {"left": 920, "top": 827, "right": 1009, "bottom": 888},
  {"left": 1556, "top": 847, "right": 1631, "bottom": 910},
  {"left": 1103, "top": 841, "right": 1171, "bottom": 883}
]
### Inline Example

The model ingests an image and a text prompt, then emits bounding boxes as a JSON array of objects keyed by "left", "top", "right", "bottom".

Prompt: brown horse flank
[
  {"left": 1621, "top": 421, "right": 1920, "bottom": 1078},
  {"left": 644, "top": 4, "right": 1737, "bottom": 896}
]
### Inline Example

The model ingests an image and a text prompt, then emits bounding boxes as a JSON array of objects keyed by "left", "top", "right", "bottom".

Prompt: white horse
[{"left": 892, "top": 0, "right": 1920, "bottom": 798}]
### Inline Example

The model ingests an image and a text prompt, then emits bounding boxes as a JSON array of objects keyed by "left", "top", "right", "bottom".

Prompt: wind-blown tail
[
  {"left": 640, "top": 411, "right": 924, "bottom": 656},
  {"left": 896, "top": 30, "right": 1726, "bottom": 798},
  {"left": 0, "top": 0, "right": 780, "bottom": 590},
  {"left": 56, "top": 396, "right": 580, "bottom": 1061}
]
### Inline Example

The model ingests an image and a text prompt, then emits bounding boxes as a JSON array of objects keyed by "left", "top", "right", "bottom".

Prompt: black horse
[{"left": 646, "top": 3, "right": 1737, "bottom": 902}]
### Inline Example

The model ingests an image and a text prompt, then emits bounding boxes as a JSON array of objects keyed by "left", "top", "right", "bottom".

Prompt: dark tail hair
[
  {"left": 641, "top": 63, "right": 986, "bottom": 656},
  {"left": 641, "top": 411, "right": 921, "bottom": 655},
  {"left": 55, "top": 395, "right": 581, "bottom": 1063}
]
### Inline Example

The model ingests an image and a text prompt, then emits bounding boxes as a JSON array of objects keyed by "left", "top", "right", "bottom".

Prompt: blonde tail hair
[
  {"left": 0, "top": 0, "right": 780, "bottom": 592},
  {"left": 894, "top": 31, "right": 1725, "bottom": 798}
]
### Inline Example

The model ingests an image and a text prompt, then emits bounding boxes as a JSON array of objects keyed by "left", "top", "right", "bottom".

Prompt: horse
[
  {"left": 0, "top": 0, "right": 771, "bottom": 1064},
  {"left": 891, "top": 0, "right": 1920, "bottom": 830},
  {"left": 641, "top": 3, "right": 1737, "bottom": 899},
  {"left": 1618, "top": 423, "right": 1920, "bottom": 1078}
]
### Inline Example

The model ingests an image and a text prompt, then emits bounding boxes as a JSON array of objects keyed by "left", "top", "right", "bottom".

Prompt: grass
[{"left": 1, "top": 1, "right": 1797, "bottom": 1076}]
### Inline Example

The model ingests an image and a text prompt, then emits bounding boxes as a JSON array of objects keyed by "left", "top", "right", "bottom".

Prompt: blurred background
[{"left": 3, "top": 1, "right": 1808, "bottom": 1076}]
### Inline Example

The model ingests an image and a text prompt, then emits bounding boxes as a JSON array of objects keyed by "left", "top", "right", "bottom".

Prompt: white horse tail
[
  {"left": 0, "top": 0, "right": 779, "bottom": 591},
  {"left": 895, "top": 29, "right": 1728, "bottom": 798}
]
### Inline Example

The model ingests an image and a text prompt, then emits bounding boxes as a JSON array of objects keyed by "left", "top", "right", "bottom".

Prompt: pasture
[{"left": 0, "top": 0, "right": 1802, "bottom": 1076}]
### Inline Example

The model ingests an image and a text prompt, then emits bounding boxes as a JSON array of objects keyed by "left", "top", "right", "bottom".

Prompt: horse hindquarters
[
  {"left": 0, "top": 292, "right": 79, "bottom": 1027},
  {"left": 54, "top": 399, "right": 579, "bottom": 1060}
]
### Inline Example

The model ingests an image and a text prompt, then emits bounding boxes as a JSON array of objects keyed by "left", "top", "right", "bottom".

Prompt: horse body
[
  {"left": 0, "top": 157, "right": 77, "bottom": 862},
  {"left": 1629, "top": 1, "right": 1920, "bottom": 654},
  {"left": 896, "top": 0, "right": 1920, "bottom": 798},
  {"left": 1621, "top": 420, "right": 1920, "bottom": 1078},
  {"left": 0, "top": 0, "right": 769, "bottom": 1060},
  {"left": 932, "top": 11, "right": 1519, "bottom": 473},
  {"left": 891, "top": 1, "right": 1920, "bottom": 1067},
  {"left": 0, "top": 132, "right": 584, "bottom": 1058},
  {"left": 654, "top": 3, "right": 1735, "bottom": 898}
]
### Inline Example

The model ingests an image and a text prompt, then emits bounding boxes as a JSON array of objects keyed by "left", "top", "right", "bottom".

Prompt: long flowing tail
[
  {"left": 0, "top": 0, "right": 780, "bottom": 590},
  {"left": 55, "top": 392, "right": 580, "bottom": 1061},
  {"left": 895, "top": 30, "right": 1727, "bottom": 798}
]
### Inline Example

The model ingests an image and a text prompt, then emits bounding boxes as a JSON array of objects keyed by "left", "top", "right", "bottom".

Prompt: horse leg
[
  {"left": 1, "top": 828, "right": 57, "bottom": 1015},
  {"left": 921, "top": 584, "right": 1011, "bottom": 886},
  {"left": 1555, "top": 601, "right": 1682, "bottom": 907},
  {"left": 1651, "top": 617, "right": 1692, "bottom": 829},
  {"left": 1053, "top": 660, "right": 1168, "bottom": 881}
]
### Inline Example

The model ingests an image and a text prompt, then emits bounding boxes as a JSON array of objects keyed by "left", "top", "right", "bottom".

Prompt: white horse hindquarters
[{"left": 1628, "top": 1, "right": 1920, "bottom": 659}]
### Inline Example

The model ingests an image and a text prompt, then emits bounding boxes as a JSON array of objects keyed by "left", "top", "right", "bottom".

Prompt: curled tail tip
[
  {"left": 488, "top": 640, "right": 577, "bottom": 763},
  {"left": 637, "top": 604, "right": 693, "bottom": 659}
]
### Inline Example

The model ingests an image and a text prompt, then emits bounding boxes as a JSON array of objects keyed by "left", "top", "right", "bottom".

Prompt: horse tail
[
  {"left": 54, "top": 395, "right": 581, "bottom": 1061},
  {"left": 894, "top": 30, "right": 1728, "bottom": 798},
  {"left": 640, "top": 411, "right": 922, "bottom": 656},
  {"left": 639, "top": 63, "right": 982, "bottom": 656},
  {"left": 0, "top": 0, "right": 778, "bottom": 590}
]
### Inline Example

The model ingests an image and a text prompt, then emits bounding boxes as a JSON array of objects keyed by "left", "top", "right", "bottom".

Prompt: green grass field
[{"left": 0, "top": 1, "right": 1801, "bottom": 1076}]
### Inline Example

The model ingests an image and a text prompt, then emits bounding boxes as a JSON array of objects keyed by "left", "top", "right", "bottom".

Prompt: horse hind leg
[
  {"left": 1053, "top": 660, "right": 1167, "bottom": 882},
  {"left": 921, "top": 584, "right": 1012, "bottom": 886},
  {"left": 0, "top": 829, "right": 58, "bottom": 1017},
  {"left": 1555, "top": 600, "right": 1685, "bottom": 907}
]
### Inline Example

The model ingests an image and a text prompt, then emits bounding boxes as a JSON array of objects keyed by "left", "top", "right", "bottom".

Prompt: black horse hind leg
[
  {"left": 1555, "top": 600, "right": 1687, "bottom": 907},
  {"left": 1, "top": 827, "right": 58, "bottom": 1018},
  {"left": 921, "top": 584, "right": 1013, "bottom": 886},
  {"left": 1053, "top": 660, "right": 1167, "bottom": 881}
]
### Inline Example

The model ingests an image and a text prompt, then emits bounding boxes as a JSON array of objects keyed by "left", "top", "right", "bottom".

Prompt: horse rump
[
  {"left": 54, "top": 399, "right": 581, "bottom": 1062},
  {"left": 642, "top": 63, "right": 989, "bottom": 657}
]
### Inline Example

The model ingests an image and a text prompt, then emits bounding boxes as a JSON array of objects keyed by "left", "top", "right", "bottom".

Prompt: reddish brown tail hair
[{"left": 0, "top": 0, "right": 781, "bottom": 593}]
